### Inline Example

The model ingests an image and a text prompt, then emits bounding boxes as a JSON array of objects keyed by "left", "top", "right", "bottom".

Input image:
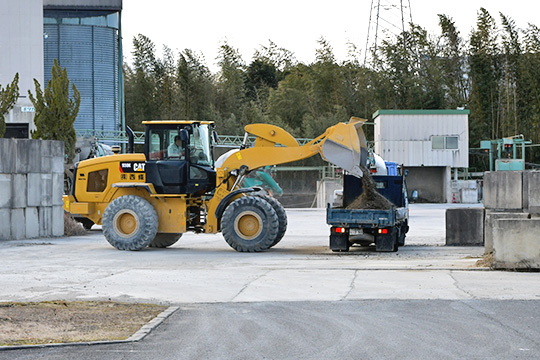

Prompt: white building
[
  {"left": 374, "top": 109, "right": 470, "bottom": 202},
  {"left": 0, "top": 0, "right": 44, "bottom": 137},
  {"left": 0, "top": 0, "right": 123, "bottom": 139}
]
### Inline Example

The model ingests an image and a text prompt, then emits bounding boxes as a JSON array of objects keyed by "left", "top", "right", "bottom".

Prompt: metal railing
[{"left": 75, "top": 129, "right": 317, "bottom": 147}]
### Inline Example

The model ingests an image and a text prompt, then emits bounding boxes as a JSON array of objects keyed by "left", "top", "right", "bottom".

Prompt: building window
[{"left": 432, "top": 136, "right": 459, "bottom": 150}]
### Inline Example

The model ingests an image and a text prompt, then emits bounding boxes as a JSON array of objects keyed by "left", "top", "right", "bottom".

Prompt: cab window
[{"left": 87, "top": 169, "right": 108, "bottom": 192}]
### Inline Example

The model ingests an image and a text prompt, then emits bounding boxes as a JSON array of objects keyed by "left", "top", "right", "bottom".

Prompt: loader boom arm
[{"left": 217, "top": 117, "right": 369, "bottom": 184}]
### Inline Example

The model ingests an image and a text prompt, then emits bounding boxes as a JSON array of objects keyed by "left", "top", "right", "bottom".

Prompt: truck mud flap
[
  {"left": 375, "top": 228, "right": 398, "bottom": 252},
  {"left": 330, "top": 231, "right": 350, "bottom": 252}
]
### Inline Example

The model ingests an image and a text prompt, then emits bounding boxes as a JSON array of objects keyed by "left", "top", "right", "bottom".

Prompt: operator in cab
[{"left": 167, "top": 135, "right": 185, "bottom": 159}]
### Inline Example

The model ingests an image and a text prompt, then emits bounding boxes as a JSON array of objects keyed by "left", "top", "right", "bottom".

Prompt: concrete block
[
  {"left": 446, "top": 208, "right": 484, "bottom": 246},
  {"left": 41, "top": 173, "right": 52, "bottom": 206},
  {"left": 523, "top": 171, "right": 540, "bottom": 214},
  {"left": 483, "top": 171, "right": 523, "bottom": 210},
  {"left": 493, "top": 218, "right": 540, "bottom": 269},
  {"left": 39, "top": 206, "right": 52, "bottom": 237},
  {"left": 25, "top": 207, "right": 39, "bottom": 238},
  {"left": 52, "top": 206, "right": 64, "bottom": 237},
  {"left": 10, "top": 208, "right": 25, "bottom": 240},
  {"left": 51, "top": 141, "right": 65, "bottom": 174},
  {"left": 0, "top": 208, "right": 11, "bottom": 240},
  {"left": 52, "top": 173, "right": 64, "bottom": 206},
  {"left": 27, "top": 173, "right": 42, "bottom": 207},
  {"left": 0, "top": 174, "right": 12, "bottom": 208},
  {"left": 484, "top": 211, "right": 530, "bottom": 253},
  {"left": 15, "top": 139, "right": 29, "bottom": 174},
  {"left": 12, "top": 174, "right": 27, "bottom": 208},
  {"left": 27, "top": 140, "right": 42, "bottom": 174},
  {"left": 41, "top": 141, "right": 52, "bottom": 171},
  {"left": 0, "top": 138, "right": 16, "bottom": 173}
]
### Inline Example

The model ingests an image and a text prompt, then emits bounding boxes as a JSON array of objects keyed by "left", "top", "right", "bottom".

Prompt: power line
[{"left": 364, "top": 0, "right": 414, "bottom": 65}]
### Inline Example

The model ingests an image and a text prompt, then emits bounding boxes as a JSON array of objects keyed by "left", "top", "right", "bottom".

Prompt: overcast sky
[{"left": 121, "top": 0, "right": 540, "bottom": 72}]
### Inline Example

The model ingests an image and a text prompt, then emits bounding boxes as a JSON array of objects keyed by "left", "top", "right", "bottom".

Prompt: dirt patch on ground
[
  {"left": 0, "top": 301, "right": 167, "bottom": 346},
  {"left": 346, "top": 165, "right": 393, "bottom": 210},
  {"left": 475, "top": 252, "right": 494, "bottom": 268}
]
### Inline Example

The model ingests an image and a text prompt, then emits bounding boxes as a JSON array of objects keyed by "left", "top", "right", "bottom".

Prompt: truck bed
[{"left": 326, "top": 206, "right": 407, "bottom": 228}]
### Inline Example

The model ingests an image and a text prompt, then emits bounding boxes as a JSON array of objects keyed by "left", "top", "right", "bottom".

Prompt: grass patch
[{"left": 0, "top": 301, "right": 167, "bottom": 346}]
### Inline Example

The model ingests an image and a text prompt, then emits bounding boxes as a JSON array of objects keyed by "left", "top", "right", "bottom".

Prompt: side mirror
[
  {"left": 404, "top": 169, "right": 409, "bottom": 177},
  {"left": 212, "top": 130, "right": 219, "bottom": 144},
  {"left": 180, "top": 129, "right": 189, "bottom": 145}
]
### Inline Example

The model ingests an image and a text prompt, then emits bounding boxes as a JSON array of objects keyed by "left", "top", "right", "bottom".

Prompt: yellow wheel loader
[{"left": 63, "top": 117, "right": 368, "bottom": 251}]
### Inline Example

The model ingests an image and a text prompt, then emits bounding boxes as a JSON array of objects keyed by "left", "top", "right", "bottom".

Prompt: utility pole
[{"left": 364, "top": 0, "right": 413, "bottom": 65}]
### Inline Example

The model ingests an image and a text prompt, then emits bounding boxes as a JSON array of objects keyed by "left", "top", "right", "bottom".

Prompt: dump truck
[
  {"left": 326, "top": 163, "right": 409, "bottom": 252},
  {"left": 63, "top": 117, "right": 369, "bottom": 251}
]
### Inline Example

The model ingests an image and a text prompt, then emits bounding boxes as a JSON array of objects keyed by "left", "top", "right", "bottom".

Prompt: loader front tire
[
  {"left": 149, "top": 233, "right": 183, "bottom": 248},
  {"left": 257, "top": 195, "right": 287, "bottom": 247},
  {"left": 102, "top": 195, "right": 158, "bottom": 251},
  {"left": 222, "top": 196, "right": 279, "bottom": 252}
]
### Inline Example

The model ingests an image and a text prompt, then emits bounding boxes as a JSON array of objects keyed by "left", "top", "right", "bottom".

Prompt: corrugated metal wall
[
  {"left": 43, "top": 24, "right": 119, "bottom": 132},
  {"left": 374, "top": 113, "right": 469, "bottom": 167}
]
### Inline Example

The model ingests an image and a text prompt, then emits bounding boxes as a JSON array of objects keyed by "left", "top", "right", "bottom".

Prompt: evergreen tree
[
  {"left": 469, "top": 8, "right": 501, "bottom": 145},
  {"left": 29, "top": 59, "right": 80, "bottom": 162},
  {"left": 0, "top": 73, "right": 19, "bottom": 137}
]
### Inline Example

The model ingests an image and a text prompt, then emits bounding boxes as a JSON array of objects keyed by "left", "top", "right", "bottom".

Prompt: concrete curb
[{"left": 0, "top": 306, "right": 179, "bottom": 351}]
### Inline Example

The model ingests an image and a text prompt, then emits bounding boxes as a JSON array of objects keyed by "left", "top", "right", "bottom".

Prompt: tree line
[{"left": 124, "top": 8, "right": 540, "bottom": 166}]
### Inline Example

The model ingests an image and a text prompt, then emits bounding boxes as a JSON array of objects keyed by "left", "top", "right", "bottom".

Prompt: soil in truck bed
[{"left": 345, "top": 165, "right": 393, "bottom": 210}]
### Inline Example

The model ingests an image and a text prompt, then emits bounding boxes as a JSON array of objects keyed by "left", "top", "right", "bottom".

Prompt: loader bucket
[{"left": 321, "top": 117, "right": 368, "bottom": 178}]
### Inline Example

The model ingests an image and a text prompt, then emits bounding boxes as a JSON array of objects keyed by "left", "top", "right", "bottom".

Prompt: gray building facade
[{"left": 0, "top": 0, "right": 44, "bottom": 138}]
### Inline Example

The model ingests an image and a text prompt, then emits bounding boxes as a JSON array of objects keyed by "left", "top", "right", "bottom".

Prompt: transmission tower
[{"left": 364, "top": 0, "right": 413, "bottom": 65}]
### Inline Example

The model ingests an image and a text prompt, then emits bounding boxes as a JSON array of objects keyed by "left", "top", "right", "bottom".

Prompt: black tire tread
[
  {"left": 222, "top": 196, "right": 279, "bottom": 252},
  {"left": 149, "top": 233, "right": 182, "bottom": 248},
  {"left": 102, "top": 195, "right": 158, "bottom": 251},
  {"left": 257, "top": 195, "right": 287, "bottom": 247}
]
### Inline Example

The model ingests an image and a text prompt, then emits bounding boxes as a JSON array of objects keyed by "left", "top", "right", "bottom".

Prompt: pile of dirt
[
  {"left": 346, "top": 165, "right": 393, "bottom": 210},
  {"left": 64, "top": 214, "right": 87, "bottom": 236},
  {"left": 0, "top": 301, "right": 167, "bottom": 346}
]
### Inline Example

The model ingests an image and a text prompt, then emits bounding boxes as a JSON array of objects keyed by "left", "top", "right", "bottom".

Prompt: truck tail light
[
  {"left": 333, "top": 227, "right": 346, "bottom": 234},
  {"left": 378, "top": 228, "right": 388, "bottom": 234}
]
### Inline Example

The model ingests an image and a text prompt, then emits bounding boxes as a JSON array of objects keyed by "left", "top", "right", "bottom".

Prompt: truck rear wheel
[
  {"left": 222, "top": 196, "right": 279, "bottom": 252},
  {"left": 257, "top": 195, "right": 287, "bottom": 247},
  {"left": 149, "top": 233, "right": 182, "bottom": 248},
  {"left": 102, "top": 195, "right": 158, "bottom": 251}
]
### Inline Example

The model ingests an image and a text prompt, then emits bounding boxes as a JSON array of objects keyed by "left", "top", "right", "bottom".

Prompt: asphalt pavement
[{"left": 1, "top": 204, "right": 539, "bottom": 359}]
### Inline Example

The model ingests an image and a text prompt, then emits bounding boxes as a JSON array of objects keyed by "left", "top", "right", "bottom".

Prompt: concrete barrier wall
[
  {"left": 446, "top": 208, "right": 484, "bottom": 246},
  {"left": 483, "top": 171, "right": 523, "bottom": 210},
  {"left": 484, "top": 210, "right": 530, "bottom": 253},
  {"left": 0, "top": 138, "right": 64, "bottom": 240},
  {"left": 493, "top": 218, "right": 540, "bottom": 269},
  {"left": 523, "top": 171, "right": 540, "bottom": 214}
]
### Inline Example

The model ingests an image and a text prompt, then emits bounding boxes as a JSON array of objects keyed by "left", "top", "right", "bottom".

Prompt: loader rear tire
[
  {"left": 222, "top": 196, "right": 279, "bottom": 252},
  {"left": 149, "top": 233, "right": 183, "bottom": 248},
  {"left": 102, "top": 195, "right": 158, "bottom": 251},
  {"left": 257, "top": 195, "right": 287, "bottom": 247}
]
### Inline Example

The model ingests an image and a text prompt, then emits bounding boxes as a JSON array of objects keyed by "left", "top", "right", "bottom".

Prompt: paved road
[
  {"left": 1, "top": 204, "right": 540, "bottom": 359},
  {"left": 2, "top": 300, "right": 540, "bottom": 360}
]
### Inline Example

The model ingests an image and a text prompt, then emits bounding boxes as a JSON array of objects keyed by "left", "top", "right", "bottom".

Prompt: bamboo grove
[{"left": 123, "top": 8, "right": 540, "bottom": 167}]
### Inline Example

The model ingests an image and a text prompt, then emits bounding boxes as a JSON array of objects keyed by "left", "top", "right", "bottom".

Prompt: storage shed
[{"left": 373, "top": 109, "right": 469, "bottom": 203}]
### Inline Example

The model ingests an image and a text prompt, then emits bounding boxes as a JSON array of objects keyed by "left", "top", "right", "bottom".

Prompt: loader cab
[{"left": 143, "top": 121, "right": 217, "bottom": 195}]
